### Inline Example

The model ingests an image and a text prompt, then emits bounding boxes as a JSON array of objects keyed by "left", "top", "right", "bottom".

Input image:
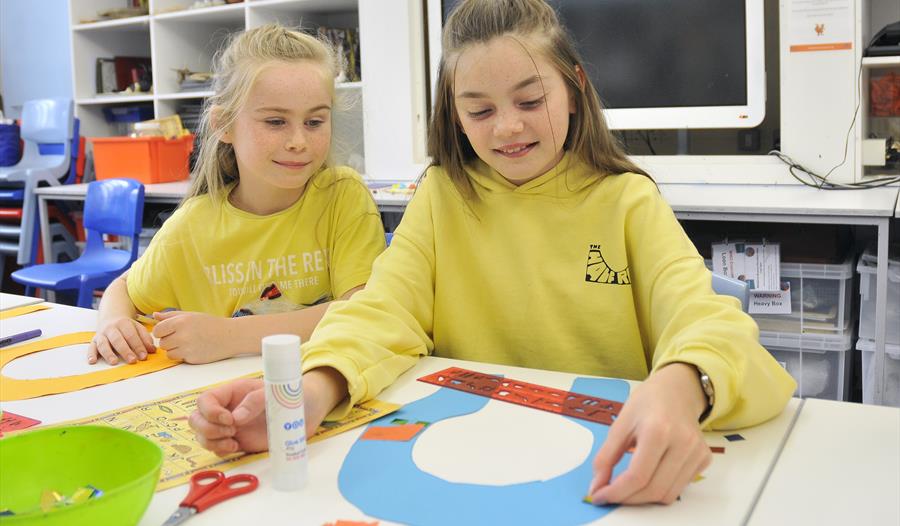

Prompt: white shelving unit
[
  {"left": 856, "top": 0, "right": 900, "bottom": 180},
  {"left": 67, "top": 0, "right": 427, "bottom": 179}
]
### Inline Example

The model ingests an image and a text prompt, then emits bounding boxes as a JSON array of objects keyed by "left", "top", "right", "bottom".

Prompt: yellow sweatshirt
[{"left": 302, "top": 153, "right": 796, "bottom": 430}]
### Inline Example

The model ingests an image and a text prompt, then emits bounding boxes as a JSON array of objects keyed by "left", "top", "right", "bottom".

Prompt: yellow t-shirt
[
  {"left": 127, "top": 166, "right": 385, "bottom": 317},
  {"left": 302, "top": 153, "right": 795, "bottom": 430}
]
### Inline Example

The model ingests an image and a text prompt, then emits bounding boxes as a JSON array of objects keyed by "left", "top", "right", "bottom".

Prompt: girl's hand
[
  {"left": 190, "top": 368, "right": 348, "bottom": 456},
  {"left": 152, "top": 311, "right": 238, "bottom": 364},
  {"left": 88, "top": 316, "right": 156, "bottom": 365},
  {"left": 191, "top": 378, "right": 269, "bottom": 456},
  {"left": 587, "top": 363, "right": 712, "bottom": 505}
]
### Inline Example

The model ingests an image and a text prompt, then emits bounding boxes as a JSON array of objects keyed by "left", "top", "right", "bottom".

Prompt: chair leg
[
  {"left": 76, "top": 284, "right": 94, "bottom": 309},
  {"left": 17, "top": 178, "right": 37, "bottom": 266}
]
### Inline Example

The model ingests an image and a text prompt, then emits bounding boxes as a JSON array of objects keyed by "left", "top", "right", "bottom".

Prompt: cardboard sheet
[{"left": 60, "top": 377, "right": 400, "bottom": 491}]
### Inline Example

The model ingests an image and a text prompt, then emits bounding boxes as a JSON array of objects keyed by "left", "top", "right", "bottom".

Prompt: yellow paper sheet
[
  {"left": 59, "top": 374, "right": 400, "bottom": 491},
  {"left": 0, "top": 332, "right": 181, "bottom": 401},
  {"left": 0, "top": 304, "right": 50, "bottom": 320}
]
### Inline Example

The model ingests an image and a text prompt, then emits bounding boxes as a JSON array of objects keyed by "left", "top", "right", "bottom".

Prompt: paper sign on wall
[{"left": 787, "top": 0, "right": 853, "bottom": 53}]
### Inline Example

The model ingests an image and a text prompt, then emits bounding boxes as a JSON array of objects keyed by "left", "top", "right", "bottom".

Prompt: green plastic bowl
[{"left": 0, "top": 425, "right": 162, "bottom": 525}]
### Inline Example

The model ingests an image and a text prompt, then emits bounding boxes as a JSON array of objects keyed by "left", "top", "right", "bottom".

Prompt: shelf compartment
[
  {"left": 71, "top": 28, "right": 151, "bottom": 101},
  {"left": 151, "top": 16, "right": 244, "bottom": 96}
]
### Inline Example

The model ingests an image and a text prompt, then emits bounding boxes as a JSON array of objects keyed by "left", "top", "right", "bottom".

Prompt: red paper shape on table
[
  {"left": 418, "top": 367, "right": 623, "bottom": 425},
  {"left": 710, "top": 446, "right": 726, "bottom": 454},
  {"left": 0, "top": 410, "right": 41, "bottom": 436},
  {"left": 322, "top": 521, "right": 379, "bottom": 526},
  {"left": 360, "top": 423, "right": 425, "bottom": 442}
]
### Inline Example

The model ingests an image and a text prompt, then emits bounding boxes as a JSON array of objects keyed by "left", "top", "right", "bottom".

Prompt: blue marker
[{"left": 0, "top": 329, "right": 42, "bottom": 348}]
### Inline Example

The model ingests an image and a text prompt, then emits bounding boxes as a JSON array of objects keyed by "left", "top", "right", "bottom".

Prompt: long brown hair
[{"left": 428, "top": 0, "right": 650, "bottom": 200}]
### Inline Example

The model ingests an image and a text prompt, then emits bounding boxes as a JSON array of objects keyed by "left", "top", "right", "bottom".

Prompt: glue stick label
[{"left": 265, "top": 379, "right": 308, "bottom": 490}]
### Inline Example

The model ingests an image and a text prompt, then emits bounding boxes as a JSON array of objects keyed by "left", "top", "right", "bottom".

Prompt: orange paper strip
[
  {"left": 360, "top": 423, "right": 425, "bottom": 442},
  {"left": 0, "top": 332, "right": 181, "bottom": 401},
  {"left": 0, "top": 304, "right": 50, "bottom": 320}
]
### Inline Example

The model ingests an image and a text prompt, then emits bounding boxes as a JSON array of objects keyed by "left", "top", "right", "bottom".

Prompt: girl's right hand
[
  {"left": 191, "top": 368, "right": 348, "bottom": 456},
  {"left": 88, "top": 317, "right": 156, "bottom": 365},
  {"left": 190, "top": 378, "right": 269, "bottom": 456}
]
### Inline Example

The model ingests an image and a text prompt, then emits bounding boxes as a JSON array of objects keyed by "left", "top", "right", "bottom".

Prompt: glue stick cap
[{"left": 262, "top": 334, "right": 302, "bottom": 383}]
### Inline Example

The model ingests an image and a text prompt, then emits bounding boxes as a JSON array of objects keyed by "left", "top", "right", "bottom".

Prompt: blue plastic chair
[
  {"left": 0, "top": 98, "right": 74, "bottom": 265},
  {"left": 711, "top": 272, "right": 750, "bottom": 312},
  {"left": 11, "top": 179, "right": 145, "bottom": 308}
]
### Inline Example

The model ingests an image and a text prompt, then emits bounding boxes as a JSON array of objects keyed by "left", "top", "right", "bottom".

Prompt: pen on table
[{"left": 0, "top": 329, "right": 42, "bottom": 348}]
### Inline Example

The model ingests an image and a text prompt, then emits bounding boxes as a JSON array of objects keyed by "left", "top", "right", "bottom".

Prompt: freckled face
[
  {"left": 222, "top": 60, "right": 332, "bottom": 210},
  {"left": 453, "top": 37, "right": 574, "bottom": 185}
]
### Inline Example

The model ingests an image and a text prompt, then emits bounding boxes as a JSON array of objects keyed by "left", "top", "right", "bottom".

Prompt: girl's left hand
[
  {"left": 152, "top": 310, "right": 238, "bottom": 364},
  {"left": 587, "top": 362, "right": 712, "bottom": 505}
]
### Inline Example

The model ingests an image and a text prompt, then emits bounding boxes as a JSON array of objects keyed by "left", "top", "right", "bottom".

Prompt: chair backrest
[
  {"left": 21, "top": 98, "right": 73, "bottom": 144},
  {"left": 711, "top": 272, "right": 750, "bottom": 312},
  {"left": 84, "top": 179, "right": 145, "bottom": 239},
  {"left": 37, "top": 117, "right": 80, "bottom": 184}
]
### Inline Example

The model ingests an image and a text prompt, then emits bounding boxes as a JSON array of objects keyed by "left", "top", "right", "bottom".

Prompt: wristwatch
[{"left": 697, "top": 367, "right": 715, "bottom": 422}]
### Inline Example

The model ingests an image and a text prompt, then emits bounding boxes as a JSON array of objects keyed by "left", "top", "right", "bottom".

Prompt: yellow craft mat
[
  {"left": 58, "top": 374, "right": 400, "bottom": 491},
  {"left": 0, "top": 304, "right": 50, "bottom": 320}
]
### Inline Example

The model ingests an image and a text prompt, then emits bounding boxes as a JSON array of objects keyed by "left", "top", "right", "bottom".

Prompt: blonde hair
[
  {"left": 186, "top": 24, "right": 342, "bottom": 202},
  {"left": 428, "top": 0, "right": 650, "bottom": 200}
]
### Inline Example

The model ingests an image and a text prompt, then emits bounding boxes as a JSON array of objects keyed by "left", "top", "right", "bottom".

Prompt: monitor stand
[{"left": 676, "top": 129, "right": 690, "bottom": 155}]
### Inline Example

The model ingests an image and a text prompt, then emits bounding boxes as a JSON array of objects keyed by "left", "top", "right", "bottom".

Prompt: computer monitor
[{"left": 428, "top": 0, "right": 766, "bottom": 130}]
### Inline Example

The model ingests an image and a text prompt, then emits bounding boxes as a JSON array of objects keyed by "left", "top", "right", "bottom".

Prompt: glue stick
[{"left": 262, "top": 334, "right": 308, "bottom": 491}]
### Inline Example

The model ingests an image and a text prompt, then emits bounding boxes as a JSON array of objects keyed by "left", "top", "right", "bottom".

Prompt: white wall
[{"left": 0, "top": 0, "right": 73, "bottom": 119}]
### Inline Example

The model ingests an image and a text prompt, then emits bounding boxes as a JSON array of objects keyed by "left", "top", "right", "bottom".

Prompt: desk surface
[
  {"left": 1, "top": 296, "right": 897, "bottom": 525},
  {"left": 0, "top": 293, "right": 43, "bottom": 311},
  {"left": 750, "top": 398, "right": 900, "bottom": 526},
  {"left": 34, "top": 181, "right": 190, "bottom": 201},
  {"left": 659, "top": 183, "right": 899, "bottom": 218},
  {"left": 33, "top": 180, "right": 900, "bottom": 218}
]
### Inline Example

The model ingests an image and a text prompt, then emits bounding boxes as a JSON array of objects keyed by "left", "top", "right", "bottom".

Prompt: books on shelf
[{"left": 318, "top": 27, "right": 361, "bottom": 83}]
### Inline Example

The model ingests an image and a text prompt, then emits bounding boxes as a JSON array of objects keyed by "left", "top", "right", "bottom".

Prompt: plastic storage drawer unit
[
  {"left": 752, "top": 255, "right": 856, "bottom": 338},
  {"left": 856, "top": 338, "right": 900, "bottom": 407},
  {"left": 760, "top": 330, "right": 852, "bottom": 401},
  {"left": 857, "top": 249, "right": 900, "bottom": 345}
]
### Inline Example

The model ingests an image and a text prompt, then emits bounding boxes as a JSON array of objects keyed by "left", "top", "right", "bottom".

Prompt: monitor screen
[{"left": 433, "top": 0, "right": 766, "bottom": 129}]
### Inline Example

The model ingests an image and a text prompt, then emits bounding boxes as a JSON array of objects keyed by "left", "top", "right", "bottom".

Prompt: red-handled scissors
[{"left": 161, "top": 470, "right": 259, "bottom": 526}]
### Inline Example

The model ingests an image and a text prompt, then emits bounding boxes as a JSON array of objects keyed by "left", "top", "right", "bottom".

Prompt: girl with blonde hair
[
  {"left": 90, "top": 24, "right": 384, "bottom": 372},
  {"left": 191, "top": 0, "right": 794, "bottom": 508}
]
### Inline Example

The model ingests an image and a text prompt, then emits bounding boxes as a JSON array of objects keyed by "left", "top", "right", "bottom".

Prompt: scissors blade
[{"left": 161, "top": 506, "right": 196, "bottom": 526}]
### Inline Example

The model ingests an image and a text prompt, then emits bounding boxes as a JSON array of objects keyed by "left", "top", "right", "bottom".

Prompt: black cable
[
  {"left": 642, "top": 131, "right": 657, "bottom": 155},
  {"left": 768, "top": 49, "right": 900, "bottom": 190}
]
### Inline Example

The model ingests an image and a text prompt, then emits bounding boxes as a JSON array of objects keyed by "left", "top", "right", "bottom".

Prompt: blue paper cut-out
[{"left": 338, "top": 376, "right": 631, "bottom": 525}]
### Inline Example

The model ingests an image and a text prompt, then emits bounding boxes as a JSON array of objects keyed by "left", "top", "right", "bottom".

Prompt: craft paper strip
[
  {"left": 360, "top": 423, "right": 425, "bottom": 442},
  {"left": 0, "top": 304, "right": 50, "bottom": 320},
  {"left": 0, "top": 410, "right": 41, "bottom": 436},
  {"left": 58, "top": 375, "right": 400, "bottom": 491},
  {"left": 0, "top": 332, "right": 180, "bottom": 401}
]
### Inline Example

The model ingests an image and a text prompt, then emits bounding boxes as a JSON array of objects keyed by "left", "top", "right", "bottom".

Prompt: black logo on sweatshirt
[{"left": 585, "top": 245, "right": 631, "bottom": 285}]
